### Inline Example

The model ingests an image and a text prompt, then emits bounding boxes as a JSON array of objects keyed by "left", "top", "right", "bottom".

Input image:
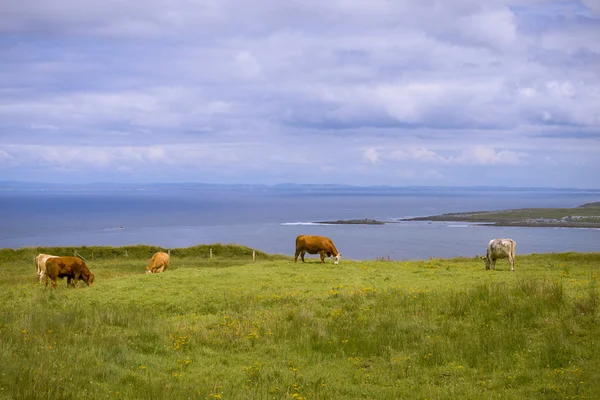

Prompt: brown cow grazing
[
  {"left": 482, "top": 238, "right": 516, "bottom": 271},
  {"left": 146, "top": 252, "right": 169, "bottom": 274},
  {"left": 35, "top": 253, "right": 58, "bottom": 284},
  {"left": 295, "top": 235, "right": 342, "bottom": 265},
  {"left": 45, "top": 256, "right": 95, "bottom": 288}
]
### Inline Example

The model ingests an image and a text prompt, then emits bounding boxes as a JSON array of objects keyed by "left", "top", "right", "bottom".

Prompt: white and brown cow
[
  {"left": 295, "top": 235, "right": 341, "bottom": 265},
  {"left": 35, "top": 253, "right": 59, "bottom": 283},
  {"left": 482, "top": 238, "right": 516, "bottom": 271}
]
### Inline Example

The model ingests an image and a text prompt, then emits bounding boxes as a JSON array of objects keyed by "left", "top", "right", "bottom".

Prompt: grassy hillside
[{"left": 1, "top": 245, "right": 599, "bottom": 399}]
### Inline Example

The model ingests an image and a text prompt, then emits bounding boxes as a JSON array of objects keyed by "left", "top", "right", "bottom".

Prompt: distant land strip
[
  {"left": 316, "top": 218, "right": 386, "bottom": 225},
  {"left": 402, "top": 202, "right": 600, "bottom": 228}
]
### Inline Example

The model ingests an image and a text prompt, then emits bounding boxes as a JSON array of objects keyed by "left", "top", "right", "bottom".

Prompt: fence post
[
  {"left": 253, "top": 249, "right": 256, "bottom": 261},
  {"left": 210, "top": 248, "right": 213, "bottom": 259},
  {"left": 168, "top": 249, "right": 171, "bottom": 257},
  {"left": 125, "top": 250, "right": 128, "bottom": 258},
  {"left": 388, "top": 255, "right": 390, "bottom": 262},
  {"left": 74, "top": 250, "right": 77, "bottom": 257}
]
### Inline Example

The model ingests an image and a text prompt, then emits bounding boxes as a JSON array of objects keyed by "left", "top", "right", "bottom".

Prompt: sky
[{"left": 1, "top": 0, "right": 599, "bottom": 188}]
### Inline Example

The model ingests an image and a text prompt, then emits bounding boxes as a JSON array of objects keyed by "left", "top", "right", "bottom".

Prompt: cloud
[
  {"left": 0, "top": 143, "right": 238, "bottom": 170},
  {"left": 234, "top": 51, "right": 262, "bottom": 80},
  {"left": 30, "top": 123, "right": 59, "bottom": 130},
  {"left": 0, "top": 0, "right": 599, "bottom": 187},
  {"left": 362, "top": 148, "right": 380, "bottom": 164},
  {"left": 581, "top": 0, "right": 600, "bottom": 14},
  {"left": 385, "top": 146, "right": 528, "bottom": 166},
  {"left": 390, "top": 148, "right": 447, "bottom": 163},
  {"left": 450, "top": 146, "right": 527, "bottom": 165}
]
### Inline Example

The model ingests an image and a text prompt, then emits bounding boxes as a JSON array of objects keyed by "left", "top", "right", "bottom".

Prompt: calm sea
[{"left": 1, "top": 187, "right": 599, "bottom": 260}]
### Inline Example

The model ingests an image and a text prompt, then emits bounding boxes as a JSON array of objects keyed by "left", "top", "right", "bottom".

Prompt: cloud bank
[{"left": 1, "top": 0, "right": 599, "bottom": 187}]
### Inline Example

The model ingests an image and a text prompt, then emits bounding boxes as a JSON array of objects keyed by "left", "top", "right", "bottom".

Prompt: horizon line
[{"left": 1, "top": 180, "right": 599, "bottom": 191}]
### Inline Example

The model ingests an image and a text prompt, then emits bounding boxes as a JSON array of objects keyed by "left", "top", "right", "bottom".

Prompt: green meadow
[{"left": 1, "top": 244, "right": 599, "bottom": 399}]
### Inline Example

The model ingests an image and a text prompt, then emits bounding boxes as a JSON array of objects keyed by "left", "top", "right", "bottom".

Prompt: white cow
[
  {"left": 482, "top": 238, "right": 516, "bottom": 271},
  {"left": 35, "top": 253, "right": 59, "bottom": 283}
]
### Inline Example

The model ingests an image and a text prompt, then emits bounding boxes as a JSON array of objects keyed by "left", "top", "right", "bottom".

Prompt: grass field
[{"left": 1, "top": 244, "right": 599, "bottom": 399}]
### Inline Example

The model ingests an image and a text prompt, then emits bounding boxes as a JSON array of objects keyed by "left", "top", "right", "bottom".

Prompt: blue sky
[{"left": 1, "top": 0, "right": 599, "bottom": 187}]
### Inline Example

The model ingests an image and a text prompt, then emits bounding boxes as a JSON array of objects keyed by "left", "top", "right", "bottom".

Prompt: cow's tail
[
  {"left": 510, "top": 240, "right": 516, "bottom": 260},
  {"left": 34, "top": 254, "right": 39, "bottom": 270}
]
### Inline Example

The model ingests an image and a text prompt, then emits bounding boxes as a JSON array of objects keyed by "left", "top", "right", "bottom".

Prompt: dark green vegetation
[
  {"left": 405, "top": 202, "right": 600, "bottom": 228},
  {"left": 317, "top": 219, "right": 386, "bottom": 225},
  {"left": 1, "top": 245, "right": 599, "bottom": 399}
]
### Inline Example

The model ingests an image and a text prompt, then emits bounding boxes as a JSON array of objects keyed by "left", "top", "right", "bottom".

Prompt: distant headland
[{"left": 403, "top": 202, "right": 600, "bottom": 228}]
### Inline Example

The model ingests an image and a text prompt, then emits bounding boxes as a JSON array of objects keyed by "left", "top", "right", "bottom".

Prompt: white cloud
[
  {"left": 390, "top": 148, "right": 447, "bottom": 163},
  {"left": 0, "top": 144, "right": 237, "bottom": 169},
  {"left": 206, "top": 101, "right": 231, "bottom": 114},
  {"left": 450, "top": 146, "right": 527, "bottom": 165},
  {"left": 362, "top": 148, "right": 380, "bottom": 164},
  {"left": 453, "top": 7, "right": 518, "bottom": 50},
  {"left": 234, "top": 51, "right": 262, "bottom": 80},
  {"left": 368, "top": 145, "right": 529, "bottom": 166}
]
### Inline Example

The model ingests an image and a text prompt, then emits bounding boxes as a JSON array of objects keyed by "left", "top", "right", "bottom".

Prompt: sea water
[{"left": 0, "top": 186, "right": 598, "bottom": 260}]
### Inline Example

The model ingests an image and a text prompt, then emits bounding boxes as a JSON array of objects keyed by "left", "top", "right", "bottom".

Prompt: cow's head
[
  {"left": 146, "top": 266, "right": 153, "bottom": 274},
  {"left": 84, "top": 273, "right": 95, "bottom": 286},
  {"left": 333, "top": 253, "right": 342, "bottom": 265},
  {"left": 481, "top": 255, "right": 491, "bottom": 270}
]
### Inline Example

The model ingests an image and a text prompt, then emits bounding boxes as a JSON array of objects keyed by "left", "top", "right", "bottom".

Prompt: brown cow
[
  {"left": 295, "top": 235, "right": 342, "bottom": 265},
  {"left": 45, "top": 256, "right": 95, "bottom": 288},
  {"left": 146, "top": 252, "right": 169, "bottom": 274}
]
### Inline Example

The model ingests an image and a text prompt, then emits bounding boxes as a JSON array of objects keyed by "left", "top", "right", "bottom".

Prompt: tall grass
[{"left": 0, "top": 246, "right": 598, "bottom": 399}]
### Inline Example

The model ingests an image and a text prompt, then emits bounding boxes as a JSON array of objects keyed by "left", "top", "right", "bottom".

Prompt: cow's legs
[
  {"left": 509, "top": 256, "right": 514, "bottom": 272},
  {"left": 294, "top": 251, "right": 300, "bottom": 263},
  {"left": 72, "top": 272, "right": 80, "bottom": 288},
  {"left": 301, "top": 252, "right": 306, "bottom": 262},
  {"left": 319, "top": 251, "right": 326, "bottom": 263}
]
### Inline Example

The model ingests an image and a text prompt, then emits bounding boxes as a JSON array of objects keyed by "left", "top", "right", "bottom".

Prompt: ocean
[{"left": 1, "top": 186, "right": 599, "bottom": 260}]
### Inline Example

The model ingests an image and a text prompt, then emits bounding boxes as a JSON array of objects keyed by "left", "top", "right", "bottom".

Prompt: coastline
[{"left": 403, "top": 202, "right": 600, "bottom": 229}]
